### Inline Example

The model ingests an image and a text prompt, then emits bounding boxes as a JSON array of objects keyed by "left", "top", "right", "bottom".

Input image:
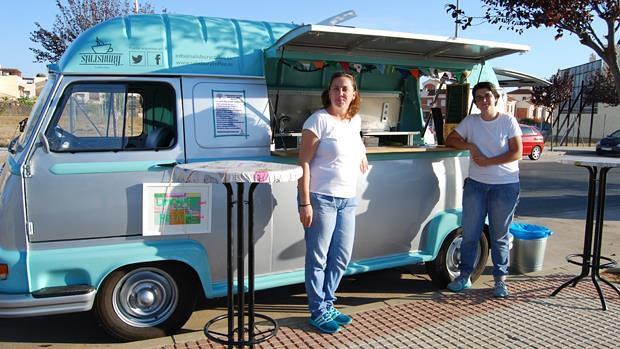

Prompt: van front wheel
[
  {"left": 95, "top": 264, "right": 197, "bottom": 341},
  {"left": 425, "top": 228, "right": 489, "bottom": 288}
]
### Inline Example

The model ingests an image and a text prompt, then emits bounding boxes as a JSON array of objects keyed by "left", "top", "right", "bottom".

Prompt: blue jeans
[
  {"left": 460, "top": 178, "right": 519, "bottom": 279},
  {"left": 304, "top": 192, "right": 357, "bottom": 318}
]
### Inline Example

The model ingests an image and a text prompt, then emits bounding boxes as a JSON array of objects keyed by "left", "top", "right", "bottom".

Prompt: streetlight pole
[
  {"left": 134, "top": 0, "right": 139, "bottom": 14},
  {"left": 454, "top": 0, "right": 460, "bottom": 38}
]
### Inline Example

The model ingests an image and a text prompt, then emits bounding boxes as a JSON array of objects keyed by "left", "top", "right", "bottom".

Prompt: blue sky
[{"left": 1, "top": 0, "right": 594, "bottom": 78}]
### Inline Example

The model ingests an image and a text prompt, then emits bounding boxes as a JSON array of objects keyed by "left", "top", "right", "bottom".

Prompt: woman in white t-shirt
[
  {"left": 298, "top": 72, "right": 368, "bottom": 334},
  {"left": 445, "top": 81, "right": 523, "bottom": 298}
]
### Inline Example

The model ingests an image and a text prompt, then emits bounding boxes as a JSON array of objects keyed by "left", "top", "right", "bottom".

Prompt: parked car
[
  {"left": 519, "top": 119, "right": 551, "bottom": 140},
  {"left": 596, "top": 129, "right": 620, "bottom": 156},
  {"left": 520, "top": 124, "right": 545, "bottom": 160}
]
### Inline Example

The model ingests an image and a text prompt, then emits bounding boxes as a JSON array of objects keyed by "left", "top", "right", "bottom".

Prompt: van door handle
[{"left": 155, "top": 162, "right": 178, "bottom": 168}]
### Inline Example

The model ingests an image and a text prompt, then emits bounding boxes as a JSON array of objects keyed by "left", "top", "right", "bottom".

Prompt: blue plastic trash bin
[{"left": 509, "top": 223, "right": 554, "bottom": 274}]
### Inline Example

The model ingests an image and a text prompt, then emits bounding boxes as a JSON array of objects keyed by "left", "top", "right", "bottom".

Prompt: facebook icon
[{"left": 149, "top": 52, "right": 162, "bottom": 66}]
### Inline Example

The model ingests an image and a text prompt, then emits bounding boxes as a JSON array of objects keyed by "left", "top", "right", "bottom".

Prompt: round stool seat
[{"left": 565, "top": 253, "right": 617, "bottom": 269}]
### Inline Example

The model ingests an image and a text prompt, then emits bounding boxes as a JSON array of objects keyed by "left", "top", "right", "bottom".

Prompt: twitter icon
[{"left": 129, "top": 51, "right": 146, "bottom": 65}]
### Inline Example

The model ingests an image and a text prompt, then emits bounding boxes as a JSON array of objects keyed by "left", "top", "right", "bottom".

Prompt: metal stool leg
[
  {"left": 236, "top": 183, "right": 245, "bottom": 345},
  {"left": 204, "top": 183, "right": 278, "bottom": 347},
  {"left": 552, "top": 166, "right": 596, "bottom": 296},
  {"left": 248, "top": 183, "right": 257, "bottom": 347},
  {"left": 591, "top": 167, "right": 611, "bottom": 310}
]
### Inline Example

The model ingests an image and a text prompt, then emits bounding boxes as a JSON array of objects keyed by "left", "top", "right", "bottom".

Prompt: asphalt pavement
[
  {"left": 146, "top": 146, "right": 620, "bottom": 349},
  {"left": 0, "top": 146, "right": 619, "bottom": 348}
]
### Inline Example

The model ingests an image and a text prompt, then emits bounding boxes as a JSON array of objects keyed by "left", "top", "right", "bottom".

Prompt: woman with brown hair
[{"left": 297, "top": 72, "right": 368, "bottom": 333}]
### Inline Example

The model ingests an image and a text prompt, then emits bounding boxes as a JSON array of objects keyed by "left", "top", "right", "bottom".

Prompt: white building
[
  {"left": 0, "top": 65, "right": 47, "bottom": 100},
  {"left": 506, "top": 87, "right": 549, "bottom": 121},
  {"left": 555, "top": 60, "right": 620, "bottom": 141}
]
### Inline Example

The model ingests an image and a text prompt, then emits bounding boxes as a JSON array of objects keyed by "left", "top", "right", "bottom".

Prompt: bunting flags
[
  {"left": 396, "top": 68, "right": 409, "bottom": 78},
  {"left": 277, "top": 58, "right": 449, "bottom": 80},
  {"left": 375, "top": 64, "right": 385, "bottom": 74},
  {"left": 312, "top": 61, "right": 325, "bottom": 69},
  {"left": 299, "top": 61, "right": 311, "bottom": 71}
]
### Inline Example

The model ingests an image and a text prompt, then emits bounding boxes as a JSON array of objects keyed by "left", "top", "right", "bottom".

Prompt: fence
[{"left": 0, "top": 104, "right": 33, "bottom": 117}]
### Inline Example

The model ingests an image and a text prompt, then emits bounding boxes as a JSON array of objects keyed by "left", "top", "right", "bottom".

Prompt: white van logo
[{"left": 79, "top": 37, "right": 122, "bottom": 66}]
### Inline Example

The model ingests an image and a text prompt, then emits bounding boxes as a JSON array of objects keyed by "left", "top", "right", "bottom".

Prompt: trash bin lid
[{"left": 509, "top": 222, "right": 553, "bottom": 240}]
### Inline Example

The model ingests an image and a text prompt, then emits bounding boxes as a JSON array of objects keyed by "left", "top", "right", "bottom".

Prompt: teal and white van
[{"left": 0, "top": 14, "right": 528, "bottom": 340}]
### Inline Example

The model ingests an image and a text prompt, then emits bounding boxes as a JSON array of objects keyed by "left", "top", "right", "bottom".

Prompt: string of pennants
[{"left": 279, "top": 59, "right": 455, "bottom": 81}]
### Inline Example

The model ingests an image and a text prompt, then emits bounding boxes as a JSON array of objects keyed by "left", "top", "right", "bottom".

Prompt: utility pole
[
  {"left": 134, "top": 0, "right": 139, "bottom": 14},
  {"left": 454, "top": 0, "right": 460, "bottom": 38}
]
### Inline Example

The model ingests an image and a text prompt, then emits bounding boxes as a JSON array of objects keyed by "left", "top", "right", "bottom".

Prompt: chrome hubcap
[
  {"left": 446, "top": 236, "right": 481, "bottom": 280},
  {"left": 112, "top": 268, "right": 178, "bottom": 327}
]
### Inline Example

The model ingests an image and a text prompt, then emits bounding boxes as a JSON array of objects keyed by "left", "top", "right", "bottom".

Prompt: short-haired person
[
  {"left": 297, "top": 72, "right": 368, "bottom": 333},
  {"left": 444, "top": 81, "right": 522, "bottom": 298}
]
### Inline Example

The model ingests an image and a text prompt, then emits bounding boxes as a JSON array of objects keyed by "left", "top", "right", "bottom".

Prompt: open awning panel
[
  {"left": 493, "top": 67, "right": 551, "bottom": 87},
  {"left": 266, "top": 25, "right": 529, "bottom": 67}
]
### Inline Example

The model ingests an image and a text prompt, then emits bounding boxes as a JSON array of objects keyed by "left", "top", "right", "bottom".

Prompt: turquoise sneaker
[
  {"left": 308, "top": 311, "right": 340, "bottom": 334},
  {"left": 447, "top": 276, "right": 472, "bottom": 292},
  {"left": 327, "top": 306, "right": 353, "bottom": 326},
  {"left": 494, "top": 280, "right": 509, "bottom": 298}
]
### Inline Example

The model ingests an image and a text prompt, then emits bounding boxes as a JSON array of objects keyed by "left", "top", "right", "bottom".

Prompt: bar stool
[
  {"left": 551, "top": 156, "right": 620, "bottom": 310},
  {"left": 174, "top": 160, "right": 302, "bottom": 347}
]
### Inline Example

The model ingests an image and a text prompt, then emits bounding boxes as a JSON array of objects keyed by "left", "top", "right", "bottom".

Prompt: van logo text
[{"left": 79, "top": 37, "right": 122, "bottom": 66}]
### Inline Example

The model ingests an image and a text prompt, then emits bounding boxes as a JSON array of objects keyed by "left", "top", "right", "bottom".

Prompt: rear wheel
[
  {"left": 425, "top": 228, "right": 489, "bottom": 288},
  {"left": 529, "top": 145, "right": 542, "bottom": 160},
  {"left": 94, "top": 263, "right": 197, "bottom": 341}
]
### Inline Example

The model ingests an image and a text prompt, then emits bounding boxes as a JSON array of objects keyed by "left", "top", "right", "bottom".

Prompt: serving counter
[{"left": 271, "top": 145, "right": 463, "bottom": 157}]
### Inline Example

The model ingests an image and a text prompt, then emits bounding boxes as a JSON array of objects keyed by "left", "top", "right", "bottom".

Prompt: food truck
[{"left": 0, "top": 14, "right": 528, "bottom": 340}]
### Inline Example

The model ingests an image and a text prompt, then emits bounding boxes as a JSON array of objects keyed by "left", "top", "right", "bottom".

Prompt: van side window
[{"left": 46, "top": 82, "right": 176, "bottom": 152}]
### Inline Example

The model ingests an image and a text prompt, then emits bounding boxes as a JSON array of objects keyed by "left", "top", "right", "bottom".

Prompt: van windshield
[{"left": 16, "top": 74, "right": 58, "bottom": 151}]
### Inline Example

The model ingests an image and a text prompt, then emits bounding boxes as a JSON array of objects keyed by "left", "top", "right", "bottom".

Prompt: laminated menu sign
[
  {"left": 142, "top": 183, "right": 212, "bottom": 236},
  {"left": 213, "top": 90, "right": 248, "bottom": 137}
]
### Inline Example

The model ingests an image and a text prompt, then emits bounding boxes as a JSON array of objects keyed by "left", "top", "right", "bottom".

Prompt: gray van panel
[
  {"left": 183, "top": 77, "right": 272, "bottom": 160},
  {"left": 25, "top": 77, "right": 185, "bottom": 242}
]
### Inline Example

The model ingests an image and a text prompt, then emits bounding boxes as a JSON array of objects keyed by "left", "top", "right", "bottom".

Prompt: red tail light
[{"left": 0, "top": 264, "right": 7, "bottom": 280}]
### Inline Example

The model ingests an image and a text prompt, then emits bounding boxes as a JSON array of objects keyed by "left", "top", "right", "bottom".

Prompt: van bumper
[{"left": 0, "top": 290, "right": 96, "bottom": 317}]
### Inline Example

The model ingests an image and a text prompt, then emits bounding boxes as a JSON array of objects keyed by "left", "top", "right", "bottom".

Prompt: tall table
[
  {"left": 551, "top": 155, "right": 620, "bottom": 310},
  {"left": 173, "top": 160, "right": 302, "bottom": 348}
]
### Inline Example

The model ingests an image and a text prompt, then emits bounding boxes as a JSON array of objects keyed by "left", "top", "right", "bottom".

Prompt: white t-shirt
[
  {"left": 303, "top": 109, "right": 365, "bottom": 198},
  {"left": 454, "top": 113, "right": 522, "bottom": 184}
]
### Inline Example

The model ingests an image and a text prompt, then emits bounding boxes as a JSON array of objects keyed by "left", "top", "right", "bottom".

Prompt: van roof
[
  {"left": 53, "top": 14, "right": 529, "bottom": 77},
  {"left": 54, "top": 14, "right": 297, "bottom": 77}
]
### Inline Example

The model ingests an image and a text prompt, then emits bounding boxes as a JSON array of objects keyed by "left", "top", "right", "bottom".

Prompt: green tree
[
  {"left": 447, "top": 1, "right": 620, "bottom": 101},
  {"left": 30, "top": 0, "right": 156, "bottom": 63},
  {"left": 17, "top": 96, "right": 36, "bottom": 107}
]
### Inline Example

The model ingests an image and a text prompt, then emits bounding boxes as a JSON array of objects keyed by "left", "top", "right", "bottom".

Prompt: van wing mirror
[
  {"left": 18, "top": 118, "right": 28, "bottom": 132},
  {"left": 7, "top": 137, "right": 18, "bottom": 154}
]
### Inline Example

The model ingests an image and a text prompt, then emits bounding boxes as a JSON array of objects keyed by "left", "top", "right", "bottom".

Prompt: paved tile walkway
[{"left": 155, "top": 274, "right": 619, "bottom": 349}]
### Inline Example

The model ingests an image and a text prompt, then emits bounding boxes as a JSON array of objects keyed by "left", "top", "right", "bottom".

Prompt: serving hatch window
[{"left": 46, "top": 82, "right": 176, "bottom": 152}]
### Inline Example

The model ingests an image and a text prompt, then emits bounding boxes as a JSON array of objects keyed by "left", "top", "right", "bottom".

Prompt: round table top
[
  {"left": 559, "top": 155, "right": 620, "bottom": 168},
  {"left": 173, "top": 160, "right": 302, "bottom": 184}
]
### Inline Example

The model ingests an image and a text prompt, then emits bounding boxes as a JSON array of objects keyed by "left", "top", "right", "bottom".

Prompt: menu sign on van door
[{"left": 212, "top": 90, "right": 248, "bottom": 137}]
